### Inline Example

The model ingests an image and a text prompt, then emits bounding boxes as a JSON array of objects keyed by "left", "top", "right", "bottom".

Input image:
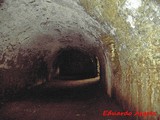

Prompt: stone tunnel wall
[
  {"left": 0, "top": 0, "right": 113, "bottom": 98},
  {"left": 0, "top": 0, "right": 159, "bottom": 120},
  {"left": 80, "top": 0, "right": 160, "bottom": 120}
]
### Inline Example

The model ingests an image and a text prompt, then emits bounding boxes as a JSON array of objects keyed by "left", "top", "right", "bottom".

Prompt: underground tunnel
[
  {"left": 51, "top": 48, "right": 98, "bottom": 80},
  {"left": 0, "top": 0, "right": 160, "bottom": 120},
  {"left": 44, "top": 48, "right": 102, "bottom": 89}
]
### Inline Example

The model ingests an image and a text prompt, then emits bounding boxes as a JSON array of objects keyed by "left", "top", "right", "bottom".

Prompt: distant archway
[{"left": 51, "top": 48, "right": 99, "bottom": 81}]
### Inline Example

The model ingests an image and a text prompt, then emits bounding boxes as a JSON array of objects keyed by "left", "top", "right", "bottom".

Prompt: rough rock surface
[
  {"left": 80, "top": 0, "right": 160, "bottom": 119},
  {"left": 0, "top": 0, "right": 160, "bottom": 120},
  {"left": 0, "top": 0, "right": 113, "bottom": 97}
]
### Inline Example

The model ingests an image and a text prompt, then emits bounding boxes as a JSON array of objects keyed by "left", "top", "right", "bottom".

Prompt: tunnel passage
[{"left": 51, "top": 48, "right": 99, "bottom": 81}]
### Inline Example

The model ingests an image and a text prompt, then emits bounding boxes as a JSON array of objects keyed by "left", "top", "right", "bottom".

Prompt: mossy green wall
[{"left": 80, "top": 0, "right": 160, "bottom": 119}]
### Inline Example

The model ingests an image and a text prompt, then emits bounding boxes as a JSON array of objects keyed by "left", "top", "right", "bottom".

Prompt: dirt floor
[{"left": 0, "top": 82, "right": 135, "bottom": 120}]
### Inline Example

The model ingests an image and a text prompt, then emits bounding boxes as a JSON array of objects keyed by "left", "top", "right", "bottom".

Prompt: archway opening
[{"left": 52, "top": 48, "right": 100, "bottom": 81}]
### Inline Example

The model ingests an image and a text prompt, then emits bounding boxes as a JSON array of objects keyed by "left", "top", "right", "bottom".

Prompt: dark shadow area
[
  {"left": 32, "top": 57, "right": 48, "bottom": 82},
  {"left": 52, "top": 48, "right": 98, "bottom": 80},
  {"left": 0, "top": 81, "right": 135, "bottom": 120},
  {"left": 0, "top": 0, "right": 4, "bottom": 7},
  {"left": 6, "top": 82, "right": 103, "bottom": 102}
]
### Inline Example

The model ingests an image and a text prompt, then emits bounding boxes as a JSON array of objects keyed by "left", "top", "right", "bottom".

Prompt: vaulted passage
[
  {"left": 52, "top": 49, "right": 98, "bottom": 80},
  {"left": 0, "top": 0, "right": 159, "bottom": 120},
  {"left": 46, "top": 48, "right": 101, "bottom": 88}
]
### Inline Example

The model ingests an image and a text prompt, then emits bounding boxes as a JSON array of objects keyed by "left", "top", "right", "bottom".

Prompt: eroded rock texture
[
  {"left": 0, "top": 0, "right": 159, "bottom": 120},
  {"left": 80, "top": 0, "right": 160, "bottom": 119},
  {"left": 0, "top": 0, "right": 112, "bottom": 98}
]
